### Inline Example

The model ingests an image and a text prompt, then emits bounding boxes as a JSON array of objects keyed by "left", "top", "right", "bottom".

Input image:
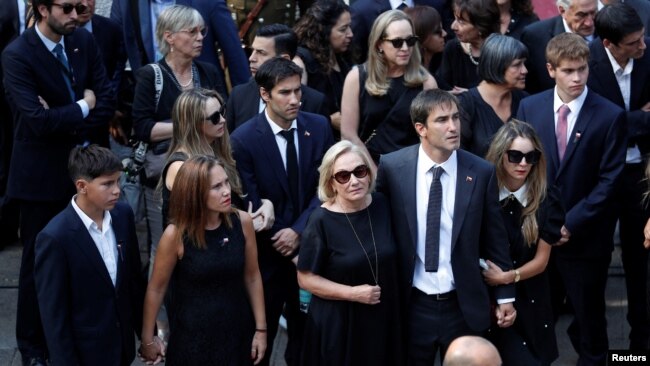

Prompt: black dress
[
  {"left": 458, "top": 87, "right": 528, "bottom": 157},
  {"left": 161, "top": 151, "right": 188, "bottom": 229},
  {"left": 297, "top": 193, "right": 402, "bottom": 366},
  {"left": 435, "top": 38, "right": 480, "bottom": 91},
  {"left": 165, "top": 213, "right": 254, "bottom": 365},
  {"left": 487, "top": 186, "right": 564, "bottom": 366},
  {"left": 297, "top": 46, "right": 351, "bottom": 116},
  {"left": 357, "top": 64, "right": 423, "bottom": 162}
]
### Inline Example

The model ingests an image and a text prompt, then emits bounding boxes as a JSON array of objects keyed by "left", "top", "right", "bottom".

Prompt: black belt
[{"left": 413, "top": 287, "right": 456, "bottom": 301}]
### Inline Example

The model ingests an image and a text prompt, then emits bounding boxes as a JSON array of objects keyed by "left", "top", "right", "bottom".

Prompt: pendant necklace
[
  {"left": 343, "top": 206, "right": 379, "bottom": 286},
  {"left": 464, "top": 42, "right": 479, "bottom": 66}
]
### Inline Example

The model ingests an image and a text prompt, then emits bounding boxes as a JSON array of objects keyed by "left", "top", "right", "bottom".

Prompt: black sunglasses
[
  {"left": 506, "top": 150, "right": 541, "bottom": 165},
  {"left": 206, "top": 104, "right": 226, "bottom": 125},
  {"left": 383, "top": 36, "right": 419, "bottom": 49},
  {"left": 51, "top": 2, "right": 88, "bottom": 15},
  {"left": 332, "top": 165, "right": 370, "bottom": 184}
]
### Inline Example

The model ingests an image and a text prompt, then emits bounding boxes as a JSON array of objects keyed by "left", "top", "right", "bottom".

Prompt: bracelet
[
  {"left": 513, "top": 269, "right": 521, "bottom": 283},
  {"left": 255, "top": 328, "right": 267, "bottom": 333},
  {"left": 143, "top": 340, "right": 156, "bottom": 347}
]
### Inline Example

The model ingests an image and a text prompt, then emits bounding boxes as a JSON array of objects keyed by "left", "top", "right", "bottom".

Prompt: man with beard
[{"left": 1, "top": 0, "right": 113, "bottom": 364}]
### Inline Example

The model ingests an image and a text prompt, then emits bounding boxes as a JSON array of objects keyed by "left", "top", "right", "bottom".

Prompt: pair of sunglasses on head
[
  {"left": 52, "top": 2, "right": 88, "bottom": 15},
  {"left": 332, "top": 165, "right": 370, "bottom": 184},
  {"left": 206, "top": 105, "right": 226, "bottom": 125},
  {"left": 506, "top": 150, "right": 541, "bottom": 165}
]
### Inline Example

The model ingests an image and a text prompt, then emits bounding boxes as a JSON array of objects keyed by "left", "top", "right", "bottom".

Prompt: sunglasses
[
  {"left": 51, "top": 2, "right": 88, "bottom": 15},
  {"left": 383, "top": 36, "right": 419, "bottom": 49},
  {"left": 332, "top": 165, "right": 370, "bottom": 184},
  {"left": 506, "top": 149, "right": 541, "bottom": 165},
  {"left": 206, "top": 104, "right": 226, "bottom": 125}
]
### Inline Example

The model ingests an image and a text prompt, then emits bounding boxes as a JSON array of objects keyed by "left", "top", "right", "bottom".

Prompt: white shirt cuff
[
  {"left": 77, "top": 100, "right": 89, "bottom": 118},
  {"left": 496, "top": 298, "right": 515, "bottom": 304}
]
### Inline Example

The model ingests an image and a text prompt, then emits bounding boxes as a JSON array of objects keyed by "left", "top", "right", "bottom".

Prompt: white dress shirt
[
  {"left": 389, "top": 0, "right": 414, "bottom": 8},
  {"left": 499, "top": 183, "right": 528, "bottom": 206},
  {"left": 413, "top": 147, "right": 457, "bottom": 294},
  {"left": 553, "top": 85, "right": 588, "bottom": 145},
  {"left": 265, "top": 109, "right": 299, "bottom": 170},
  {"left": 71, "top": 196, "right": 118, "bottom": 286}
]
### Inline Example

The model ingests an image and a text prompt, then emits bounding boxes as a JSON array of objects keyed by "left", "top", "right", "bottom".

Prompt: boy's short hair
[
  {"left": 545, "top": 32, "right": 590, "bottom": 68},
  {"left": 68, "top": 144, "right": 122, "bottom": 182}
]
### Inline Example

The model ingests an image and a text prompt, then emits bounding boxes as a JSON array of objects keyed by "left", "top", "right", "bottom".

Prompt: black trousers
[
  {"left": 407, "top": 288, "right": 478, "bottom": 365},
  {"left": 617, "top": 163, "right": 650, "bottom": 349},
  {"left": 16, "top": 199, "right": 68, "bottom": 360}
]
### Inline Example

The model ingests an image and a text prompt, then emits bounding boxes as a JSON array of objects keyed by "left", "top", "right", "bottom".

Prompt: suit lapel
[
  {"left": 64, "top": 33, "right": 81, "bottom": 100},
  {"left": 397, "top": 146, "right": 419, "bottom": 250},
  {"left": 67, "top": 206, "right": 115, "bottom": 290},
  {"left": 242, "top": 79, "right": 261, "bottom": 122},
  {"left": 296, "top": 114, "right": 313, "bottom": 208},
  {"left": 590, "top": 42, "right": 624, "bottom": 105},
  {"left": 111, "top": 210, "right": 126, "bottom": 291},
  {"left": 557, "top": 91, "right": 594, "bottom": 177},
  {"left": 451, "top": 151, "right": 476, "bottom": 251},
  {"left": 537, "top": 92, "right": 561, "bottom": 177},
  {"left": 26, "top": 28, "right": 70, "bottom": 99},
  {"left": 256, "top": 115, "right": 292, "bottom": 198}
]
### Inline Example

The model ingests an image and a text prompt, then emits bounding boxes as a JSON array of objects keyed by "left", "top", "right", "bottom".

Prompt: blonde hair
[
  {"left": 317, "top": 140, "right": 376, "bottom": 203},
  {"left": 485, "top": 119, "right": 547, "bottom": 246},
  {"left": 156, "top": 5, "right": 205, "bottom": 56},
  {"left": 365, "top": 10, "right": 429, "bottom": 96}
]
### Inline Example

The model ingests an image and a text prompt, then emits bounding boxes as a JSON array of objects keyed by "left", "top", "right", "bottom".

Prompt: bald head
[{"left": 443, "top": 336, "right": 502, "bottom": 366}]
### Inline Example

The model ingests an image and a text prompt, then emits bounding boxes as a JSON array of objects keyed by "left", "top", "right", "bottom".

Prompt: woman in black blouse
[
  {"left": 498, "top": 0, "right": 539, "bottom": 40},
  {"left": 436, "top": 0, "right": 500, "bottom": 93},
  {"left": 482, "top": 120, "right": 564, "bottom": 366}
]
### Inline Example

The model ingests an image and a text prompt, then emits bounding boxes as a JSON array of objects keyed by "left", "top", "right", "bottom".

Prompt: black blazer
[
  {"left": 1, "top": 27, "right": 114, "bottom": 201},
  {"left": 520, "top": 16, "right": 565, "bottom": 94},
  {"left": 588, "top": 37, "right": 650, "bottom": 155},
  {"left": 226, "top": 78, "right": 330, "bottom": 133},
  {"left": 91, "top": 15, "right": 126, "bottom": 97},
  {"left": 231, "top": 111, "right": 334, "bottom": 278},
  {"left": 376, "top": 147, "right": 515, "bottom": 332},
  {"left": 34, "top": 202, "right": 144, "bottom": 366},
  {"left": 517, "top": 89, "right": 627, "bottom": 257}
]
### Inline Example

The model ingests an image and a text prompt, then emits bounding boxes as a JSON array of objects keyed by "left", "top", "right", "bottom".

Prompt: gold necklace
[{"left": 343, "top": 206, "right": 379, "bottom": 286}]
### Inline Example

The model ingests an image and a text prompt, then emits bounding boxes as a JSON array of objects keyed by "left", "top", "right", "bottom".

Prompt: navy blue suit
[
  {"left": 2, "top": 25, "right": 114, "bottom": 360},
  {"left": 110, "top": 0, "right": 250, "bottom": 95},
  {"left": 588, "top": 37, "right": 650, "bottom": 349},
  {"left": 90, "top": 15, "right": 126, "bottom": 99},
  {"left": 231, "top": 111, "right": 333, "bottom": 365},
  {"left": 517, "top": 89, "right": 626, "bottom": 365},
  {"left": 376, "top": 147, "right": 514, "bottom": 332},
  {"left": 520, "top": 16, "right": 565, "bottom": 94},
  {"left": 35, "top": 202, "right": 144, "bottom": 366}
]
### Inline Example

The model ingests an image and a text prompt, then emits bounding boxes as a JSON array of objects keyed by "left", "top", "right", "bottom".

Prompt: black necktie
[
  {"left": 279, "top": 129, "right": 299, "bottom": 214},
  {"left": 425, "top": 166, "right": 443, "bottom": 272},
  {"left": 397, "top": 2, "right": 407, "bottom": 10}
]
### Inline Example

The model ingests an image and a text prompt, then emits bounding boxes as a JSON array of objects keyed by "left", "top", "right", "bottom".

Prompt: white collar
[
  {"left": 416, "top": 145, "right": 458, "bottom": 178},
  {"left": 553, "top": 85, "right": 589, "bottom": 114},
  {"left": 604, "top": 46, "right": 634, "bottom": 76},
  {"left": 71, "top": 195, "right": 112, "bottom": 234},
  {"left": 35, "top": 21, "right": 63, "bottom": 53},
  {"left": 499, "top": 183, "right": 528, "bottom": 206},
  {"left": 265, "top": 109, "right": 297, "bottom": 134}
]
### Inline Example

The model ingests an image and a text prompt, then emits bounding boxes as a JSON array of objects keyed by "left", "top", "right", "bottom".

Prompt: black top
[
  {"left": 297, "top": 46, "right": 351, "bottom": 116},
  {"left": 436, "top": 38, "right": 480, "bottom": 91},
  {"left": 161, "top": 151, "right": 189, "bottom": 229},
  {"left": 357, "top": 65, "right": 423, "bottom": 162},
  {"left": 488, "top": 186, "right": 564, "bottom": 365},
  {"left": 505, "top": 10, "right": 539, "bottom": 40},
  {"left": 166, "top": 213, "right": 254, "bottom": 365},
  {"left": 459, "top": 87, "right": 528, "bottom": 157},
  {"left": 297, "top": 193, "right": 402, "bottom": 365}
]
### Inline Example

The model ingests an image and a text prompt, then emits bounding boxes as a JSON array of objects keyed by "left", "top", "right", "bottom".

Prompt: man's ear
[
  {"left": 546, "top": 62, "right": 556, "bottom": 79},
  {"left": 75, "top": 179, "right": 88, "bottom": 194},
  {"left": 602, "top": 38, "right": 612, "bottom": 49},
  {"left": 279, "top": 52, "right": 291, "bottom": 60},
  {"left": 558, "top": 4, "right": 566, "bottom": 17},
  {"left": 414, "top": 121, "right": 427, "bottom": 138},
  {"left": 260, "top": 87, "right": 271, "bottom": 103}
]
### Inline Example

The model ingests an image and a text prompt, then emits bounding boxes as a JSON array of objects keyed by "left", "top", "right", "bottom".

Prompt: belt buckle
[{"left": 435, "top": 292, "right": 450, "bottom": 300}]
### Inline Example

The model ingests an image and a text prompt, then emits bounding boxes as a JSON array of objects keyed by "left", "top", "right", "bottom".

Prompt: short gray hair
[
  {"left": 156, "top": 5, "right": 205, "bottom": 56},
  {"left": 479, "top": 34, "right": 528, "bottom": 84},
  {"left": 317, "top": 141, "right": 376, "bottom": 203}
]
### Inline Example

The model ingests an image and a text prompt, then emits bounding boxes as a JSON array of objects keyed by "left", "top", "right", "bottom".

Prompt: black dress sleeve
[
  {"left": 297, "top": 208, "right": 329, "bottom": 275},
  {"left": 538, "top": 185, "right": 565, "bottom": 245},
  {"left": 458, "top": 89, "right": 476, "bottom": 151}
]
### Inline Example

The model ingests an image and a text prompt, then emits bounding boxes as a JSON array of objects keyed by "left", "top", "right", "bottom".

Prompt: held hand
[
  {"left": 330, "top": 111, "right": 342, "bottom": 131},
  {"left": 555, "top": 225, "right": 571, "bottom": 246},
  {"left": 255, "top": 199, "right": 275, "bottom": 231},
  {"left": 450, "top": 86, "right": 468, "bottom": 95},
  {"left": 251, "top": 330, "right": 267, "bottom": 365},
  {"left": 271, "top": 228, "right": 299, "bottom": 256},
  {"left": 482, "top": 260, "right": 507, "bottom": 286},
  {"left": 248, "top": 202, "right": 264, "bottom": 232},
  {"left": 37, "top": 95, "right": 49, "bottom": 109},
  {"left": 138, "top": 336, "right": 165, "bottom": 365},
  {"left": 351, "top": 284, "right": 381, "bottom": 305},
  {"left": 644, "top": 218, "right": 650, "bottom": 249},
  {"left": 641, "top": 101, "right": 650, "bottom": 112},
  {"left": 83, "top": 89, "right": 96, "bottom": 110},
  {"left": 495, "top": 303, "right": 517, "bottom": 328}
]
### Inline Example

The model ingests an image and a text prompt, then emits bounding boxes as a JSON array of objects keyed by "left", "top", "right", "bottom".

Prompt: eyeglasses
[
  {"left": 206, "top": 104, "right": 226, "bottom": 125},
  {"left": 506, "top": 149, "right": 541, "bottom": 165},
  {"left": 383, "top": 36, "right": 419, "bottom": 49},
  {"left": 51, "top": 2, "right": 88, "bottom": 15},
  {"left": 332, "top": 165, "right": 370, "bottom": 184},
  {"left": 178, "top": 26, "right": 208, "bottom": 38}
]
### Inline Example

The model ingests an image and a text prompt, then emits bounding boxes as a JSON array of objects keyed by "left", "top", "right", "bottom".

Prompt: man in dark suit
[
  {"left": 350, "top": 0, "right": 452, "bottom": 63},
  {"left": 2, "top": 0, "right": 114, "bottom": 363},
  {"left": 517, "top": 33, "right": 627, "bottom": 365},
  {"left": 110, "top": 0, "right": 249, "bottom": 96},
  {"left": 376, "top": 89, "right": 516, "bottom": 364},
  {"left": 520, "top": 0, "right": 598, "bottom": 93},
  {"left": 0, "top": 0, "right": 26, "bottom": 250},
  {"left": 34, "top": 145, "right": 146, "bottom": 366},
  {"left": 231, "top": 57, "right": 334, "bottom": 366},
  {"left": 226, "top": 23, "right": 329, "bottom": 133},
  {"left": 600, "top": 0, "right": 650, "bottom": 37},
  {"left": 588, "top": 3, "right": 650, "bottom": 350}
]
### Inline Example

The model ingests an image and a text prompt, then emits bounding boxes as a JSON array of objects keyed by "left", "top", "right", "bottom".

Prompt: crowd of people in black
[{"left": 1, "top": 0, "right": 649, "bottom": 365}]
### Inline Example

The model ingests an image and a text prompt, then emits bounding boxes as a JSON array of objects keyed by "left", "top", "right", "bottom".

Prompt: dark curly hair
[
  {"left": 293, "top": 0, "right": 350, "bottom": 74},
  {"left": 512, "top": 0, "right": 535, "bottom": 17}
]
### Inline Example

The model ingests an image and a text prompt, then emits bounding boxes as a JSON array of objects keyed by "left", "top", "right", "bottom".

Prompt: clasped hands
[
  {"left": 138, "top": 336, "right": 165, "bottom": 365},
  {"left": 481, "top": 260, "right": 517, "bottom": 328}
]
